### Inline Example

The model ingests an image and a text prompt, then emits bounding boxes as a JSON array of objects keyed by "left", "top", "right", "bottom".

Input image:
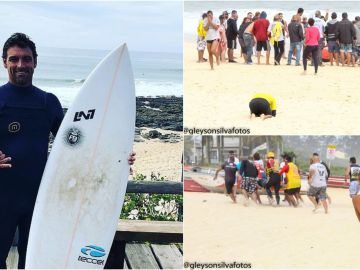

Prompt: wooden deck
[
  {"left": 7, "top": 181, "right": 183, "bottom": 269},
  {"left": 7, "top": 243, "right": 183, "bottom": 269}
]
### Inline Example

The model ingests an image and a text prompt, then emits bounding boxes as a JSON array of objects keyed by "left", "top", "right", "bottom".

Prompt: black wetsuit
[{"left": 0, "top": 82, "right": 63, "bottom": 268}]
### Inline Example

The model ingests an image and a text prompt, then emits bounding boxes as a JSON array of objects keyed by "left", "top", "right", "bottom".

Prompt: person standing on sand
[
  {"left": 0, "top": 32, "right": 136, "bottom": 269},
  {"left": 197, "top": 13, "right": 208, "bottom": 63},
  {"left": 238, "top": 17, "right": 252, "bottom": 63},
  {"left": 313, "top": 10, "right": 327, "bottom": 67},
  {"left": 352, "top": 172, "right": 360, "bottom": 222},
  {"left": 203, "top": 10, "right": 220, "bottom": 70},
  {"left": 303, "top": 18, "right": 320, "bottom": 75},
  {"left": 214, "top": 153, "right": 238, "bottom": 203},
  {"left": 287, "top": 15, "right": 304, "bottom": 66},
  {"left": 345, "top": 157, "right": 360, "bottom": 198},
  {"left": 253, "top": 11, "right": 270, "bottom": 65},
  {"left": 239, "top": 156, "right": 260, "bottom": 206},
  {"left": 218, "top": 15, "right": 228, "bottom": 63},
  {"left": 243, "top": 19, "right": 256, "bottom": 64},
  {"left": 351, "top": 17, "right": 360, "bottom": 66},
  {"left": 278, "top": 154, "right": 301, "bottom": 207},
  {"left": 307, "top": 155, "right": 329, "bottom": 214},
  {"left": 226, "top": 10, "right": 238, "bottom": 63},
  {"left": 336, "top": 12, "right": 356, "bottom": 67},
  {"left": 325, "top": 12, "right": 340, "bottom": 66},
  {"left": 268, "top": 15, "right": 285, "bottom": 65}
]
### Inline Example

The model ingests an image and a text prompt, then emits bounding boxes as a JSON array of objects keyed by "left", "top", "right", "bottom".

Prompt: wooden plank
[
  {"left": 116, "top": 220, "right": 183, "bottom": 243},
  {"left": 6, "top": 247, "right": 18, "bottom": 269},
  {"left": 126, "top": 181, "right": 183, "bottom": 194},
  {"left": 151, "top": 244, "right": 183, "bottom": 269},
  {"left": 125, "top": 243, "right": 159, "bottom": 269}
]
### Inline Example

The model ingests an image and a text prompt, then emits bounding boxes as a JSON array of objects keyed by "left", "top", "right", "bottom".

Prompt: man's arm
[
  {"left": 0, "top": 151, "right": 11, "bottom": 168},
  {"left": 345, "top": 166, "right": 350, "bottom": 182},
  {"left": 214, "top": 165, "right": 224, "bottom": 180},
  {"left": 308, "top": 167, "right": 315, "bottom": 184}
]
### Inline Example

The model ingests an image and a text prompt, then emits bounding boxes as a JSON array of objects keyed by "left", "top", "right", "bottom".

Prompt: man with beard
[
  {"left": 226, "top": 10, "right": 238, "bottom": 63},
  {"left": 0, "top": 33, "right": 135, "bottom": 269}
]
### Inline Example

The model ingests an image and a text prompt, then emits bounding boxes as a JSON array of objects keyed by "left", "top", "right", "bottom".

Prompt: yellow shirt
[
  {"left": 286, "top": 162, "right": 301, "bottom": 189},
  {"left": 252, "top": 93, "right": 277, "bottom": 111},
  {"left": 197, "top": 19, "right": 207, "bottom": 38}
]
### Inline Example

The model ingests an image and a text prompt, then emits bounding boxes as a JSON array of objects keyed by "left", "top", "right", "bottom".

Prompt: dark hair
[
  {"left": 350, "top": 157, "right": 356, "bottom": 164},
  {"left": 308, "top": 18, "right": 315, "bottom": 26},
  {"left": 342, "top": 12, "right": 348, "bottom": 19},
  {"left": 202, "top": 13, "right": 207, "bottom": 19},
  {"left": 331, "top": 12, "right": 337, "bottom": 19},
  {"left": 207, "top": 10, "right": 213, "bottom": 15},
  {"left": 283, "top": 154, "right": 292, "bottom": 162},
  {"left": 219, "top": 14, "right": 224, "bottom": 21},
  {"left": 297, "top": 8, "right": 304, "bottom": 14},
  {"left": 253, "top": 152, "right": 260, "bottom": 160},
  {"left": 229, "top": 150, "right": 234, "bottom": 155},
  {"left": 313, "top": 152, "right": 319, "bottom": 156},
  {"left": 2, "top": 33, "right": 38, "bottom": 61}
]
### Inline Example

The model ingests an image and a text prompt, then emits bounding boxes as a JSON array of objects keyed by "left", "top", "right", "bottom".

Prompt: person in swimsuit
[{"left": 203, "top": 10, "right": 220, "bottom": 70}]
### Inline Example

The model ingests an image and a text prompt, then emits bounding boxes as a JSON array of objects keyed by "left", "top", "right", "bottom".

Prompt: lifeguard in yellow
[
  {"left": 197, "top": 13, "right": 208, "bottom": 63},
  {"left": 249, "top": 93, "right": 276, "bottom": 120},
  {"left": 279, "top": 154, "right": 301, "bottom": 207}
]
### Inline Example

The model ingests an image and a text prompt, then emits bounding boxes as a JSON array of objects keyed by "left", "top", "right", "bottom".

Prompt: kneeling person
[{"left": 249, "top": 93, "right": 276, "bottom": 120}]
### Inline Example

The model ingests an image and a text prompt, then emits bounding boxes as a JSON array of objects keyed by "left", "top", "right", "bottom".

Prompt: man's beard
[{"left": 10, "top": 67, "right": 34, "bottom": 86}]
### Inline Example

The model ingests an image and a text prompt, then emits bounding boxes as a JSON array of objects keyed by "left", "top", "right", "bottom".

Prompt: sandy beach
[
  {"left": 184, "top": 40, "right": 360, "bottom": 135},
  {"left": 132, "top": 128, "right": 183, "bottom": 182},
  {"left": 184, "top": 189, "right": 360, "bottom": 269}
]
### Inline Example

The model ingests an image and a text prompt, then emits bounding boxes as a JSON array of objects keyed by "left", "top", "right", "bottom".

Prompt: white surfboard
[{"left": 25, "top": 44, "right": 135, "bottom": 269}]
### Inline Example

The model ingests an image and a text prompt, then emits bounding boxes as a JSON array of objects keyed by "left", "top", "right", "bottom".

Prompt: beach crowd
[
  {"left": 197, "top": 8, "right": 360, "bottom": 74},
  {"left": 214, "top": 151, "right": 360, "bottom": 218}
]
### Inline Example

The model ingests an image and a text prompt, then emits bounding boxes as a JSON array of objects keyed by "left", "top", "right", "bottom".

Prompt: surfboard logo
[
  {"left": 80, "top": 245, "right": 106, "bottom": 257},
  {"left": 64, "top": 127, "right": 82, "bottom": 146},
  {"left": 78, "top": 245, "right": 106, "bottom": 265},
  {"left": 73, "top": 109, "right": 96, "bottom": 122}
]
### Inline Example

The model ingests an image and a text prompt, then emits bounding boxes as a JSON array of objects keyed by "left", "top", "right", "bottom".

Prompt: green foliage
[
  {"left": 122, "top": 173, "right": 183, "bottom": 221},
  {"left": 121, "top": 193, "right": 183, "bottom": 221}
]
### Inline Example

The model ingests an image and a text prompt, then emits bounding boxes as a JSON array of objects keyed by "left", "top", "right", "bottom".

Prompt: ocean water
[
  {"left": 0, "top": 47, "right": 182, "bottom": 107},
  {"left": 184, "top": 1, "right": 360, "bottom": 37}
]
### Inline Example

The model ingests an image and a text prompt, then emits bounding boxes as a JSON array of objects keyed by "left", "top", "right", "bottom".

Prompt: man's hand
[
  {"left": 128, "top": 151, "right": 136, "bottom": 165},
  {"left": 0, "top": 151, "right": 12, "bottom": 168}
]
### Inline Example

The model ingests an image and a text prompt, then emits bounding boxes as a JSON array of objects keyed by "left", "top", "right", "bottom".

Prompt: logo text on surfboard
[
  {"left": 73, "top": 109, "right": 96, "bottom": 122},
  {"left": 78, "top": 245, "right": 106, "bottom": 265}
]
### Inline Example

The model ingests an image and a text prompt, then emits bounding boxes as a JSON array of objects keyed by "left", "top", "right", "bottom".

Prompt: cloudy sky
[{"left": 0, "top": 1, "right": 183, "bottom": 53}]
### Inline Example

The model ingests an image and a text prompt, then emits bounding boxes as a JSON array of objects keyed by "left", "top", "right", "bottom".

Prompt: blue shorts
[
  {"left": 327, "top": 41, "right": 339, "bottom": 53},
  {"left": 340, "top": 43, "right": 353, "bottom": 53},
  {"left": 352, "top": 45, "right": 360, "bottom": 57},
  {"left": 349, "top": 181, "right": 360, "bottom": 196}
]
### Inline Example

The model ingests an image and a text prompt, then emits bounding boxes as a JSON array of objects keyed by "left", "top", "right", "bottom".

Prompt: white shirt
[
  {"left": 314, "top": 17, "right": 326, "bottom": 38},
  {"left": 310, "top": 163, "right": 328, "bottom": 187},
  {"left": 203, "top": 17, "right": 220, "bottom": 41}
]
